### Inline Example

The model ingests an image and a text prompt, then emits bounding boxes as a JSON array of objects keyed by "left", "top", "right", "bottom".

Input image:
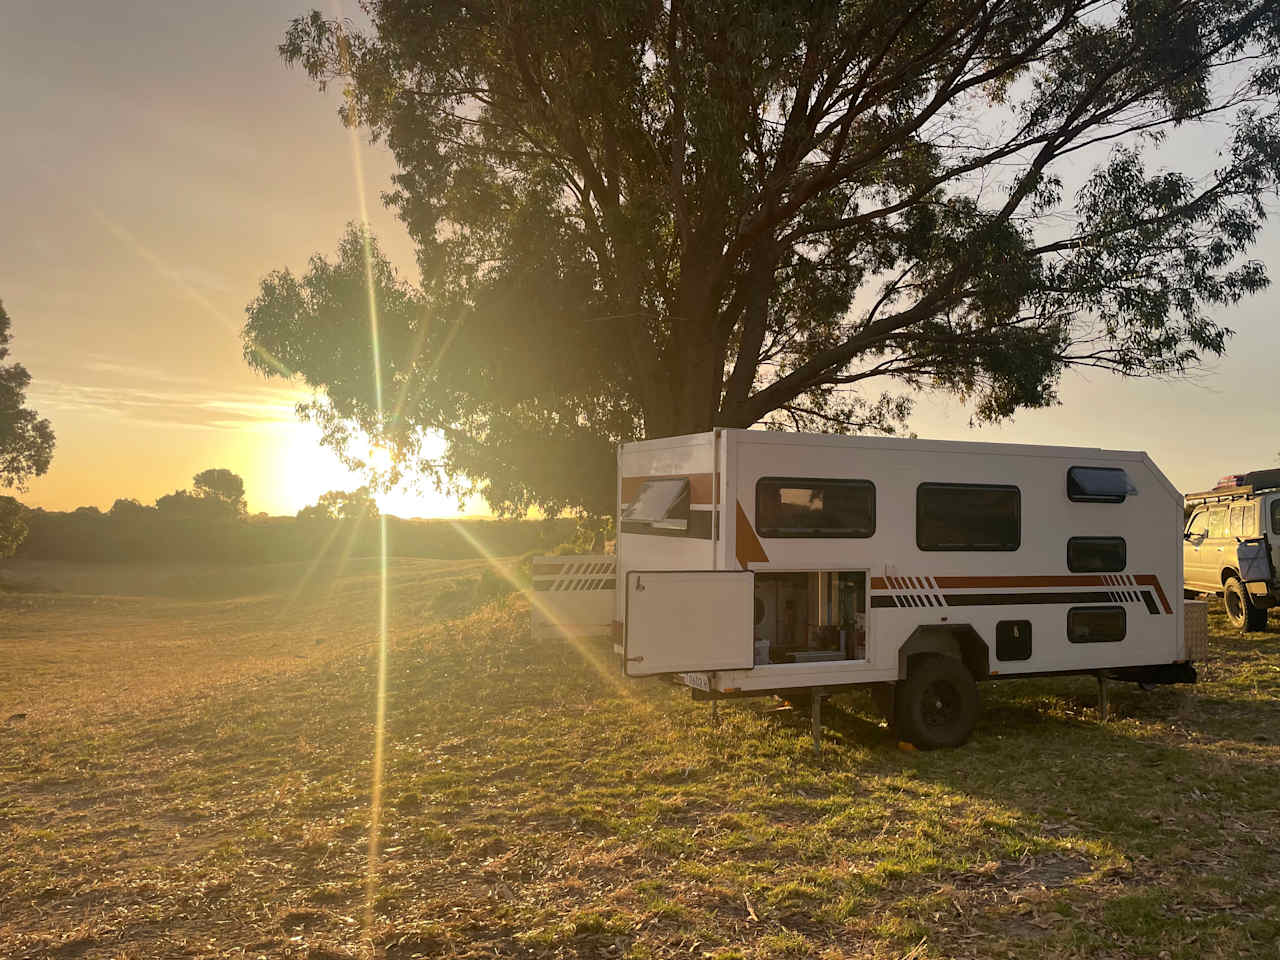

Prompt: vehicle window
[
  {"left": 1068, "top": 606, "right": 1126, "bottom": 643},
  {"left": 1186, "top": 509, "right": 1210, "bottom": 538},
  {"left": 1243, "top": 503, "right": 1257, "bottom": 537},
  {"left": 1273, "top": 500, "right": 1280, "bottom": 536},
  {"left": 621, "top": 478, "right": 689, "bottom": 527},
  {"left": 1229, "top": 506, "right": 1243, "bottom": 537},
  {"left": 755, "top": 478, "right": 875, "bottom": 538},
  {"left": 1067, "top": 537, "right": 1126, "bottom": 573},
  {"left": 916, "top": 483, "right": 1020, "bottom": 551},
  {"left": 1209, "top": 507, "right": 1230, "bottom": 539},
  {"left": 1067, "top": 466, "right": 1132, "bottom": 503}
]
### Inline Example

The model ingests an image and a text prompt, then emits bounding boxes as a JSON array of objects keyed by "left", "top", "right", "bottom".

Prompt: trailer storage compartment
[{"left": 624, "top": 571, "right": 754, "bottom": 676}]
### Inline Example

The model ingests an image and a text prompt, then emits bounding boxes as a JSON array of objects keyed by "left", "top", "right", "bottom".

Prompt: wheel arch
[{"left": 897, "top": 624, "right": 989, "bottom": 681}]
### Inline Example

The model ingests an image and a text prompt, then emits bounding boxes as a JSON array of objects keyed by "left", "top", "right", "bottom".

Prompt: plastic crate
[{"left": 1184, "top": 600, "right": 1209, "bottom": 661}]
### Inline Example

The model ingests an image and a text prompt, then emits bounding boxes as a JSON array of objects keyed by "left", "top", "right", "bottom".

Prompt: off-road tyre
[
  {"left": 894, "top": 654, "right": 979, "bottom": 750},
  {"left": 1224, "top": 577, "right": 1267, "bottom": 632}
]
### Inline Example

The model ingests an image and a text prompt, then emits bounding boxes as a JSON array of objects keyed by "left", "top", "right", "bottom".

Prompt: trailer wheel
[
  {"left": 1224, "top": 577, "right": 1267, "bottom": 632},
  {"left": 895, "top": 654, "right": 979, "bottom": 749}
]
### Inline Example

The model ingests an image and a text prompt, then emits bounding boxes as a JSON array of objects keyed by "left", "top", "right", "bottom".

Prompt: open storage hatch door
[{"left": 624, "top": 571, "right": 754, "bottom": 677}]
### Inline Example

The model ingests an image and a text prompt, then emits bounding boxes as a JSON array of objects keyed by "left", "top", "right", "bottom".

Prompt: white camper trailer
[{"left": 538, "top": 429, "right": 1195, "bottom": 748}]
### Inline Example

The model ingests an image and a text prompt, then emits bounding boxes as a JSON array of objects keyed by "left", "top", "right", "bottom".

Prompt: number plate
[{"left": 678, "top": 672, "right": 712, "bottom": 691}]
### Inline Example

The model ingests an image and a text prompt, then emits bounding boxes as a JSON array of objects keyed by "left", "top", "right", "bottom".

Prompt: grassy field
[{"left": 2, "top": 562, "right": 1279, "bottom": 959}]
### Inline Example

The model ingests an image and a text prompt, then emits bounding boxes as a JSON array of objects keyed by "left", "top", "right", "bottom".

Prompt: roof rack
[{"left": 1185, "top": 484, "right": 1280, "bottom": 504}]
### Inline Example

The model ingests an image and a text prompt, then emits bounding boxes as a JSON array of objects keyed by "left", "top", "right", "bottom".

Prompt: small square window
[
  {"left": 1068, "top": 606, "right": 1126, "bottom": 643},
  {"left": 1067, "top": 537, "right": 1126, "bottom": 573}
]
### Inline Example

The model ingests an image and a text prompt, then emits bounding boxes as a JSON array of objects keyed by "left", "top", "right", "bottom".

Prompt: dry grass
[{"left": 2, "top": 562, "right": 1279, "bottom": 959}]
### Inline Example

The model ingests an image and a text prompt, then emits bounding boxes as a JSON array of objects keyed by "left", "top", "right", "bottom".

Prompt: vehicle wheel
[
  {"left": 894, "top": 654, "right": 979, "bottom": 749},
  {"left": 1224, "top": 577, "right": 1268, "bottom": 632}
]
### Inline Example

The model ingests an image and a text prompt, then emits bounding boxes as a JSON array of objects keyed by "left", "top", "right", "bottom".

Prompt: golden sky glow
[{"left": 2, "top": 0, "right": 1278, "bottom": 517}]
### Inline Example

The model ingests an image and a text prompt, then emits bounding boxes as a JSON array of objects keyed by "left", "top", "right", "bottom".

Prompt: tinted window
[
  {"left": 1273, "top": 500, "right": 1280, "bottom": 536},
  {"left": 1187, "top": 509, "right": 1209, "bottom": 538},
  {"left": 916, "top": 483, "right": 1020, "bottom": 551},
  {"left": 756, "top": 478, "right": 875, "bottom": 538},
  {"left": 1067, "top": 466, "right": 1131, "bottom": 503},
  {"left": 1067, "top": 537, "right": 1126, "bottom": 573},
  {"left": 1068, "top": 606, "right": 1126, "bottom": 643}
]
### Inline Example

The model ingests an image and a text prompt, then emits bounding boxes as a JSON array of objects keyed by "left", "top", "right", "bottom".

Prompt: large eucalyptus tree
[{"left": 244, "top": 0, "right": 1280, "bottom": 515}]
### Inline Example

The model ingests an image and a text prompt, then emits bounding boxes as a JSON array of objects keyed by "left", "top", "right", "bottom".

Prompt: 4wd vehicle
[{"left": 1184, "top": 469, "right": 1280, "bottom": 631}]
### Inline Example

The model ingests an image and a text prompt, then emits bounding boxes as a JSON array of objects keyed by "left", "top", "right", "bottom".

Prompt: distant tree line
[{"left": 6, "top": 469, "right": 572, "bottom": 565}]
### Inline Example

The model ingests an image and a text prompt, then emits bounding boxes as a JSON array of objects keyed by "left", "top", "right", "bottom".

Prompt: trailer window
[
  {"left": 1067, "top": 537, "right": 1126, "bottom": 573},
  {"left": 916, "top": 483, "right": 1020, "bottom": 551},
  {"left": 1067, "top": 466, "right": 1132, "bottom": 503},
  {"left": 1068, "top": 606, "right": 1126, "bottom": 643},
  {"left": 621, "top": 478, "right": 689, "bottom": 529},
  {"left": 755, "top": 478, "right": 875, "bottom": 538},
  {"left": 1272, "top": 500, "right": 1280, "bottom": 536}
]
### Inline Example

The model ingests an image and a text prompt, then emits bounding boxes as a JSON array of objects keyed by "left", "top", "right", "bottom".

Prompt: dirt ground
[{"left": 2, "top": 561, "right": 1279, "bottom": 958}]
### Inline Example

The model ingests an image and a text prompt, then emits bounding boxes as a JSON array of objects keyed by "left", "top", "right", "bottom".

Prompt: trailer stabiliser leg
[
  {"left": 1096, "top": 673, "right": 1110, "bottom": 722},
  {"left": 811, "top": 689, "right": 825, "bottom": 754}
]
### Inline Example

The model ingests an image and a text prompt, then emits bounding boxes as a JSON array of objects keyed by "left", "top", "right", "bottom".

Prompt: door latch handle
[{"left": 626, "top": 656, "right": 644, "bottom": 663}]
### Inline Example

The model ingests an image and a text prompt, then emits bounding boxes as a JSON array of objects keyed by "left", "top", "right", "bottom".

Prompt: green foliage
[
  {"left": 192, "top": 468, "right": 247, "bottom": 517},
  {"left": 0, "top": 301, "right": 54, "bottom": 556},
  {"left": 296, "top": 486, "right": 380, "bottom": 523},
  {"left": 0, "top": 301, "right": 54, "bottom": 493},
  {"left": 157, "top": 469, "right": 248, "bottom": 521},
  {"left": 245, "top": 1, "right": 1280, "bottom": 515},
  {"left": 0, "top": 495, "right": 26, "bottom": 559}
]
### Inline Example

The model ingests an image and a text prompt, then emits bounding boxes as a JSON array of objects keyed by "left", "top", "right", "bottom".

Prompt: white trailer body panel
[
  {"left": 530, "top": 555, "right": 616, "bottom": 641},
  {"left": 623, "top": 571, "right": 753, "bottom": 676},
  {"left": 615, "top": 429, "right": 1186, "bottom": 694}
]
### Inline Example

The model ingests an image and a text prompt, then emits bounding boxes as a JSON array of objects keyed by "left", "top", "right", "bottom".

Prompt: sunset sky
[{"left": 2, "top": 0, "right": 1277, "bottom": 517}]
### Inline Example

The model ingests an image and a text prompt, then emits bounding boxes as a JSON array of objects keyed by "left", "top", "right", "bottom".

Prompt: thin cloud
[{"left": 29, "top": 378, "right": 305, "bottom": 432}]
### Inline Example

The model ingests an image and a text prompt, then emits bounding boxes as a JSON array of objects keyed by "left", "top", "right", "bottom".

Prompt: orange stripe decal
[{"left": 734, "top": 500, "right": 769, "bottom": 569}]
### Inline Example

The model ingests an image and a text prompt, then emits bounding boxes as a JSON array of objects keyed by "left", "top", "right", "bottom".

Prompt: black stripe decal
[
  {"left": 1141, "top": 590, "right": 1159, "bottom": 615},
  {"left": 871, "top": 596, "right": 897, "bottom": 608},
  {"left": 943, "top": 591, "right": 1117, "bottom": 606}
]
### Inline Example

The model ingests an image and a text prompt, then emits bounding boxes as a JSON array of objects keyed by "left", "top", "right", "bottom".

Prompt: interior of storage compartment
[{"left": 753, "top": 571, "right": 867, "bottom": 664}]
